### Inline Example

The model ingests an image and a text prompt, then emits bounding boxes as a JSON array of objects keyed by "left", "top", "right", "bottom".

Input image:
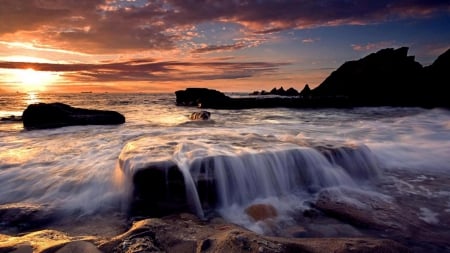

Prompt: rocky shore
[{"left": 0, "top": 212, "right": 410, "bottom": 253}]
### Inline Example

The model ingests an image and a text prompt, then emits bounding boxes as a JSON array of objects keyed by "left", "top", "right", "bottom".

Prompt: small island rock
[{"left": 22, "top": 102, "right": 125, "bottom": 130}]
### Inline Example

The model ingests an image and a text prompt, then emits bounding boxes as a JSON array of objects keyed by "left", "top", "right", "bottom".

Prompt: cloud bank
[{"left": 0, "top": 0, "right": 448, "bottom": 53}]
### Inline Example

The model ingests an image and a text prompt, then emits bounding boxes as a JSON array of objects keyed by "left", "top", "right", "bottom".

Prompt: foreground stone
[
  {"left": 189, "top": 111, "right": 211, "bottom": 120},
  {"left": 0, "top": 203, "right": 54, "bottom": 234},
  {"left": 22, "top": 102, "right": 125, "bottom": 130},
  {"left": 314, "top": 187, "right": 449, "bottom": 251},
  {"left": 0, "top": 213, "right": 411, "bottom": 253}
]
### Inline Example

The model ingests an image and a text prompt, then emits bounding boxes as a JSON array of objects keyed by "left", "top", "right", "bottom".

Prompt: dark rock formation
[
  {"left": 189, "top": 111, "right": 211, "bottom": 120},
  {"left": 0, "top": 203, "right": 55, "bottom": 233},
  {"left": 0, "top": 115, "right": 22, "bottom": 122},
  {"left": 98, "top": 214, "right": 410, "bottom": 253},
  {"left": 175, "top": 88, "right": 231, "bottom": 108},
  {"left": 299, "top": 84, "right": 311, "bottom": 97},
  {"left": 422, "top": 48, "right": 450, "bottom": 107},
  {"left": 176, "top": 88, "right": 338, "bottom": 109},
  {"left": 130, "top": 161, "right": 190, "bottom": 217},
  {"left": 312, "top": 47, "right": 449, "bottom": 107},
  {"left": 177, "top": 47, "right": 449, "bottom": 109},
  {"left": 0, "top": 213, "right": 412, "bottom": 253},
  {"left": 251, "top": 86, "right": 300, "bottom": 96},
  {"left": 22, "top": 102, "right": 125, "bottom": 130}
]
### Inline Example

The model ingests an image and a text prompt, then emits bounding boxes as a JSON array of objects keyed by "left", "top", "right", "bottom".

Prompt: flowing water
[{"left": 1, "top": 92, "right": 449, "bottom": 251}]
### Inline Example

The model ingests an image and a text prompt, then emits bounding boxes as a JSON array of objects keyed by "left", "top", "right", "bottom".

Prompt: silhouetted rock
[
  {"left": 286, "top": 87, "right": 300, "bottom": 96},
  {"left": 422, "top": 48, "right": 450, "bottom": 107},
  {"left": 252, "top": 86, "right": 299, "bottom": 96},
  {"left": 299, "top": 84, "right": 311, "bottom": 97},
  {"left": 175, "top": 88, "right": 231, "bottom": 107},
  {"left": 312, "top": 47, "right": 449, "bottom": 107},
  {"left": 22, "top": 102, "right": 125, "bottom": 130},
  {"left": 0, "top": 115, "right": 22, "bottom": 122},
  {"left": 177, "top": 47, "right": 449, "bottom": 109}
]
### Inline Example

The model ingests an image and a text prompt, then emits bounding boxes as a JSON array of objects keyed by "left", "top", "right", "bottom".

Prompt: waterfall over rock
[{"left": 118, "top": 135, "right": 382, "bottom": 218}]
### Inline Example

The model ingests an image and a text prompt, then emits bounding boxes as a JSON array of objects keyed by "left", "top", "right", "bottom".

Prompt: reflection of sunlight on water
[
  {"left": 0, "top": 146, "right": 37, "bottom": 164},
  {"left": 26, "top": 92, "right": 40, "bottom": 105},
  {"left": 153, "top": 114, "right": 189, "bottom": 126}
]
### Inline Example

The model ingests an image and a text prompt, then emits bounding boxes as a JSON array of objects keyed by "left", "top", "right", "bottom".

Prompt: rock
[
  {"left": 422, "top": 48, "right": 450, "bottom": 107},
  {"left": 175, "top": 88, "right": 231, "bottom": 108},
  {"left": 299, "top": 84, "right": 311, "bottom": 97},
  {"left": 98, "top": 214, "right": 409, "bottom": 253},
  {"left": 177, "top": 48, "right": 449, "bottom": 109},
  {"left": 55, "top": 241, "right": 101, "bottom": 253},
  {"left": 128, "top": 161, "right": 190, "bottom": 217},
  {"left": 22, "top": 102, "right": 125, "bottom": 130},
  {"left": 313, "top": 187, "right": 450, "bottom": 250},
  {"left": 251, "top": 87, "right": 299, "bottom": 96},
  {"left": 314, "top": 188, "right": 409, "bottom": 232},
  {"left": 245, "top": 204, "right": 278, "bottom": 221},
  {"left": 0, "top": 203, "right": 54, "bottom": 233},
  {"left": 189, "top": 111, "right": 211, "bottom": 120},
  {"left": 0, "top": 115, "right": 22, "bottom": 122},
  {"left": 0, "top": 212, "right": 410, "bottom": 253},
  {"left": 312, "top": 47, "right": 449, "bottom": 107}
]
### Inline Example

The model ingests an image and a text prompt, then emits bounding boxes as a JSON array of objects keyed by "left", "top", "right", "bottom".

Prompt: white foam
[{"left": 419, "top": 207, "right": 439, "bottom": 224}]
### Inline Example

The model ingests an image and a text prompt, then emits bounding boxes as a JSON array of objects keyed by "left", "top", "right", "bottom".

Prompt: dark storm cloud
[
  {"left": 0, "top": 59, "right": 288, "bottom": 82},
  {"left": 0, "top": 0, "right": 448, "bottom": 53}
]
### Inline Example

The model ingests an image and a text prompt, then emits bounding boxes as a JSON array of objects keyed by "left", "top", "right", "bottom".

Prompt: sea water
[{"left": 1, "top": 92, "right": 449, "bottom": 248}]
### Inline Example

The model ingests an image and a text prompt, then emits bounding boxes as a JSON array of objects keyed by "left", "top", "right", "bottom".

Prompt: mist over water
[{"left": 1, "top": 93, "right": 449, "bottom": 240}]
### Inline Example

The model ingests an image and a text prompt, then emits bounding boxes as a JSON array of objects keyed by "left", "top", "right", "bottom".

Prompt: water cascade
[{"left": 118, "top": 137, "right": 382, "bottom": 218}]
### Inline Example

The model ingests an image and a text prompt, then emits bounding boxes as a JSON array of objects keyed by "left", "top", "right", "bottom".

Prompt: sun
[{"left": 11, "top": 68, "right": 59, "bottom": 92}]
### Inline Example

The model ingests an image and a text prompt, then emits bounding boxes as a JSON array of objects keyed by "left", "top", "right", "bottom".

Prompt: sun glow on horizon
[{"left": 10, "top": 68, "right": 60, "bottom": 92}]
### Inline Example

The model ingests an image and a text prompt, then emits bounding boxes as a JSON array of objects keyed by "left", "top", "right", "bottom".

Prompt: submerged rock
[
  {"left": 22, "top": 102, "right": 125, "bottom": 130},
  {"left": 189, "top": 111, "right": 211, "bottom": 120},
  {"left": 245, "top": 203, "right": 278, "bottom": 221},
  {"left": 0, "top": 203, "right": 54, "bottom": 233},
  {"left": 314, "top": 187, "right": 449, "bottom": 251}
]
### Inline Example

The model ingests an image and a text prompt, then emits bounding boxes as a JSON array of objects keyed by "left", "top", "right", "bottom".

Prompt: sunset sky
[{"left": 0, "top": 0, "right": 449, "bottom": 93}]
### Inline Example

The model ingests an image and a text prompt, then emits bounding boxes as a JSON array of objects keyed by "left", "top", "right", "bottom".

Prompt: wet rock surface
[
  {"left": 0, "top": 203, "right": 55, "bottom": 234},
  {"left": 313, "top": 183, "right": 450, "bottom": 252},
  {"left": 0, "top": 213, "right": 411, "bottom": 253}
]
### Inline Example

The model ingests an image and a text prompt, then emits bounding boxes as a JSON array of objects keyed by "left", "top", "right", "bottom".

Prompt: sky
[{"left": 0, "top": 0, "right": 449, "bottom": 93}]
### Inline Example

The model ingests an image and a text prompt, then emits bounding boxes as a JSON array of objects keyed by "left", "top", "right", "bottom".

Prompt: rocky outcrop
[
  {"left": 0, "top": 213, "right": 410, "bottom": 253},
  {"left": 422, "top": 48, "right": 450, "bottom": 107},
  {"left": 177, "top": 47, "right": 449, "bottom": 109},
  {"left": 176, "top": 88, "right": 349, "bottom": 109},
  {"left": 175, "top": 88, "right": 231, "bottom": 108},
  {"left": 314, "top": 188, "right": 449, "bottom": 251},
  {"left": 0, "top": 203, "right": 55, "bottom": 233},
  {"left": 251, "top": 86, "right": 300, "bottom": 96},
  {"left": 312, "top": 47, "right": 449, "bottom": 107},
  {"left": 299, "top": 84, "right": 311, "bottom": 97},
  {"left": 22, "top": 102, "right": 125, "bottom": 130}
]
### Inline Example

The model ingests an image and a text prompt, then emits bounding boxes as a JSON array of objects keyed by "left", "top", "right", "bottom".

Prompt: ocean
[{"left": 1, "top": 92, "right": 449, "bottom": 251}]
